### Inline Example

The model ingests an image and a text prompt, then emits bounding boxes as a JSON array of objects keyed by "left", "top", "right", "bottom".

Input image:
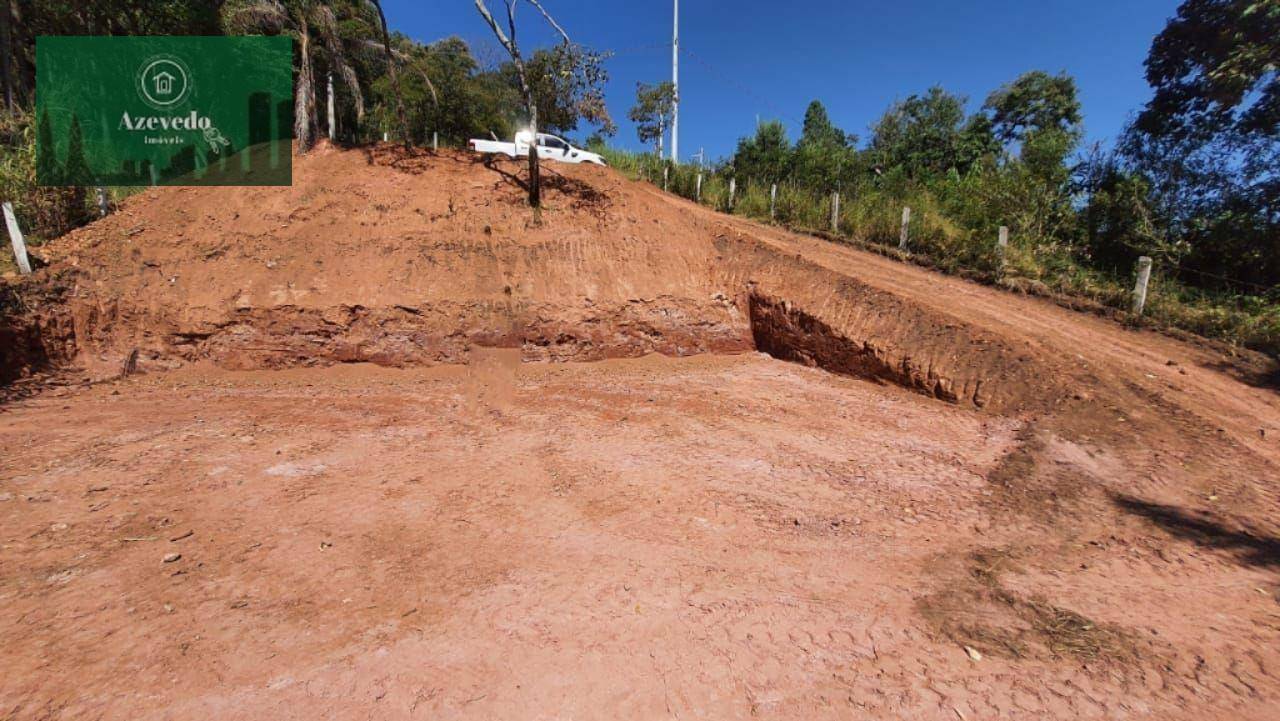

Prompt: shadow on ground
[{"left": 1112, "top": 493, "right": 1280, "bottom": 568}]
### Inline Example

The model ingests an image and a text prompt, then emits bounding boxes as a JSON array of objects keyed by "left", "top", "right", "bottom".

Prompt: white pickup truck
[{"left": 468, "top": 131, "right": 606, "bottom": 166}]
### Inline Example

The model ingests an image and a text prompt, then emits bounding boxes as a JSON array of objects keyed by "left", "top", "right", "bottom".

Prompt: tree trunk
[
  {"left": 527, "top": 101, "right": 541, "bottom": 208},
  {"left": 509, "top": 53, "right": 540, "bottom": 208},
  {"left": 0, "top": 0, "right": 13, "bottom": 112},
  {"left": 293, "top": 15, "right": 314, "bottom": 153},
  {"left": 371, "top": 0, "right": 409, "bottom": 149},
  {"left": 474, "top": 0, "right": 563, "bottom": 208}
]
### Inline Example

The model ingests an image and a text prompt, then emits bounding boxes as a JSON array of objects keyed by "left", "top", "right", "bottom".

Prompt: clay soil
[{"left": 3, "top": 145, "right": 1280, "bottom": 720}]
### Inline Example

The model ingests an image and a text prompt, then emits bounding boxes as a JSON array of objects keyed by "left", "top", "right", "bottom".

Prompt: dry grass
[{"left": 919, "top": 547, "right": 1147, "bottom": 665}]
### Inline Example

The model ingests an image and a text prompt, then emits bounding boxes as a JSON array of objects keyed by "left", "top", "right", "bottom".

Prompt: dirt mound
[
  {"left": 3, "top": 143, "right": 1067, "bottom": 413},
  {"left": 5, "top": 144, "right": 1280, "bottom": 720}
]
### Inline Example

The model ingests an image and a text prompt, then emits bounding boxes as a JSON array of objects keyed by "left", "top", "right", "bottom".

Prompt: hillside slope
[
  {"left": 9, "top": 144, "right": 1076, "bottom": 413},
  {"left": 2, "top": 143, "right": 1279, "bottom": 720}
]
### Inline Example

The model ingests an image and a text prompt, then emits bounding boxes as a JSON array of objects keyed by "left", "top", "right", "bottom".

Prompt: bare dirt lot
[{"left": 3, "top": 146, "right": 1280, "bottom": 719}]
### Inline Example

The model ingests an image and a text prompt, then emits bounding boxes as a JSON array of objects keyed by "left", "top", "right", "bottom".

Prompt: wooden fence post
[
  {"left": 1132, "top": 256, "right": 1153, "bottom": 316},
  {"left": 831, "top": 192, "right": 840, "bottom": 232},
  {"left": 996, "top": 225, "right": 1009, "bottom": 273},
  {"left": 3, "top": 201, "right": 32, "bottom": 275},
  {"left": 728, "top": 177, "right": 736, "bottom": 212},
  {"left": 899, "top": 206, "right": 911, "bottom": 250},
  {"left": 770, "top": 183, "right": 777, "bottom": 220},
  {"left": 96, "top": 187, "right": 109, "bottom": 218},
  {"left": 696, "top": 172, "right": 702, "bottom": 202}
]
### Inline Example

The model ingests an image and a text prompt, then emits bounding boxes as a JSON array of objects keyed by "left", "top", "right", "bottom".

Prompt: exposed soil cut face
[
  {"left": 749, "top": 291, "right": 990, "bottom": 406},
  {"left": 3, "top": 145, "right": 1063, "bottom": 415},
  {"left": 3, "top": 144, "right": 1280, "bottom": 720}
]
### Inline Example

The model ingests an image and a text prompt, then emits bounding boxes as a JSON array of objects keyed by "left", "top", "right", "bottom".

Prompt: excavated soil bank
[
  {"left": 3, "top": 146, "right": 1060, "bottom": 414},
  {"left": 749, "top": 292, "right": 985, "bottom": 406},
  {"left": 4, "top": 144, "right": 1280, "bottom": 720}
]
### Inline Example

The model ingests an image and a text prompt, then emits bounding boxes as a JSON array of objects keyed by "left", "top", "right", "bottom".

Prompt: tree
[
  {"left": 474, "top": 0, "right": 610, "bottom": 208},
  {"left": 367, "top": 0, "right": 409, "bottom": 148},
  {"left": 1076, "top": 145, "right": 1174, "bottom": 271},
  {"left": 510, "top": 44, "right": 613, "bottom": 137},
  {"left": 870, "top": 87, "right": 972, "bottom": 179},
  {"left": 799, "top": 100, "right": 847, "bottom": 148},
  {"left": 984, "top": 71, "right": 1082, "bottom": 145},
  {"left": 732, "top": 120, "right": 791, "bottom": 183},
  {"left": 35, "top": 108, "right": 58, "bottom": 184},
  {"left": 956, "top": 113, "right": 1001, "bottom": 171},
  {"left": 1137, "top": 0, "right": 1280, "bottom": 145},
  {"left": 794, "top": 100, "right": 854, "bottom": 189},
  {"left": 222, "top": 0, "right": 369, "bottom": 153},
  {"left": 1, "top": 0, "right": 14, "bottom": 111},
  {"left": 390, "top": 36, "right": 513, "bottom": 146},
  {"left": 62, "top": 113, "right": 89, "bottom": 183},
  {"left": 1124, "top": 0, "right": 1280, "bottom": 290},
  {"left": 629, "top": 81, "right": 675, "bottom": 157}
]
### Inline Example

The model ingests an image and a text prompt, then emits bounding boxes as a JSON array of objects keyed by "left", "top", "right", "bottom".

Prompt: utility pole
[{"left": 671, "top": 0, "right": 679, "bottom": 163}]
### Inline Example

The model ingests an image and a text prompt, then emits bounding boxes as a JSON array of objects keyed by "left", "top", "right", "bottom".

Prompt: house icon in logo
[
  {"left": 152, "top": 71, "right": 175, "bottom": 95},
  {"left": 136, "top": 55, "right": 191, "bottom": 109}
]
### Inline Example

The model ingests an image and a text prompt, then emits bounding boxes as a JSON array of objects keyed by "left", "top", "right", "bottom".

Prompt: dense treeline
[
  {"left": 678, "top": 23, "right": 1278, "bottom": 301},
  {"left": 0, "top": 0, "right": 1276, "bottom": 352}
]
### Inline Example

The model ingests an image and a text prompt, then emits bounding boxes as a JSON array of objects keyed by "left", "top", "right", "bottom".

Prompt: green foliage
[
  {"left": 957, "top": 114, "right": 1002, "bottom": 171},
  {"left": 628, "top": 81, "right": 675, "bottom": 154},
  {"left": 984, "top": 71, "right": 1083, "bottom": 144},
  {"left": 371, "top": 36, "right": 517, "bottom": 145},
  {"left": 0, "top": 109, "right": 90, "bottom": 242},
  {"left": 509, "top": 44, "right": 615, "bottom": 137},
  {"left": 35, "top": 110, "right": 58, "bottom": 185},
  {"left": 1122, "top": 0, "right": 1280, "bottom": 295},
  {"left": 870, "top": 87, "right": 979, "bottom": 179},
  {"left": 1138, "top": 0, "right": 1280, "bottom": 143},
  {"left": 1077, "top": 146, "right": 1179, "bottom": 272},
  {"left": 732, "top": 120, "right": 792, "bottom": 182},
  {"left": 8, "top": 1, "right": 223, "bottom": 107},
  {"left": 62, "top": 115, "right": 90, "bottom": 185},
  {"left": 793, "top": 100, "right": 857, "bottom": 190}
]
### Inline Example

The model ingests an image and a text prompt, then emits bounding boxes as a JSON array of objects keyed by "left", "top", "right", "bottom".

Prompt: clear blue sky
[{"left": 382, "top": 0, "right": 1181, "bottom": 161}]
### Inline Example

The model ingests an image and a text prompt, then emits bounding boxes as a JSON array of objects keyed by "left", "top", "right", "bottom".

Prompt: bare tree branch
[
  {"left": 473, "top": 0, "right": 514, "bottom": 55},
  {"left": 526, "top": 0, "right": 570, "bottom": 45},
  {"left": 475, "top": 0, "right": 542, "bottom": 207}
]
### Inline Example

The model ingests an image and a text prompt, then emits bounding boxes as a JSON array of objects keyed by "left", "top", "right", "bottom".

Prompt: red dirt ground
[{"left": 2, "top": 145, "right": 1279, "bottom": 719}]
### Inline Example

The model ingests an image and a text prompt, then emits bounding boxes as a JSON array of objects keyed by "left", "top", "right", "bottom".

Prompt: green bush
[{"left": 0, "top": 110, "right": 91, "bottom": 246}]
